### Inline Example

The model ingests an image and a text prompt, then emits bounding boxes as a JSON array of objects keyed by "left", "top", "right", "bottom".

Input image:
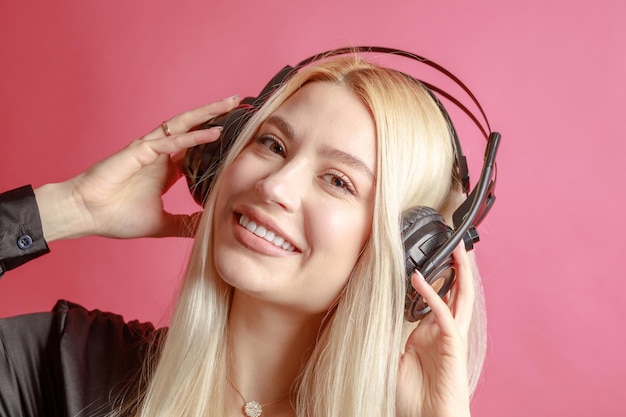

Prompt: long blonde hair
[{"left": 124, "top": 54, "right": 487, "bottom": 417}]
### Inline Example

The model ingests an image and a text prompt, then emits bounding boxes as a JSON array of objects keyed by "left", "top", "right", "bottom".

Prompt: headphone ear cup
[
  {"left": 402, "top": 206, "right": 456, "bottom": 321},
  {"left": 183, "top": 105, "right": 255, "bottom": 205},
  {"left": 183, "top": 65, "right": 298, "bottom": 206}
]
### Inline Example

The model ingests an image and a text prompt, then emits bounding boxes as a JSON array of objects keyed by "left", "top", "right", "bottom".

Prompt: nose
[{"left": 255, "top": 162, "right": 304, "bottom": 212}]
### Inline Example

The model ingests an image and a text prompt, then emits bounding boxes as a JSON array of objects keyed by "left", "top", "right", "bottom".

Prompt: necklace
[{"left": 227, "top": 375, "right": 289, "bottom": 417}]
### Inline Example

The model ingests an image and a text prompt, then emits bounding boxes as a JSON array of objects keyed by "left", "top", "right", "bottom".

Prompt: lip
[{"left": 232, "top": 206, "right": 301, "bottom": 255}]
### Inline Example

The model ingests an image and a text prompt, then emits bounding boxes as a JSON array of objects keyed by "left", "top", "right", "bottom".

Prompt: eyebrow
[
  {"left": 265, "top": 115, "right": 375, "bottom": 183},
  {"left": 319, "top": 144, "right": 375, "bottom": 183}
]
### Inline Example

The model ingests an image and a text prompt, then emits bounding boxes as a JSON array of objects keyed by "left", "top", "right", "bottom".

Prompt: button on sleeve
[{"left": 17, "top": 235, "right": 34, "bottom": 250}]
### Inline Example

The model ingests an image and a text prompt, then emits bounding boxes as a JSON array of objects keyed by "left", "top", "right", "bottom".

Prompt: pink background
[{"left": 1, "top": 0, "right": 623, "bottom": 415}]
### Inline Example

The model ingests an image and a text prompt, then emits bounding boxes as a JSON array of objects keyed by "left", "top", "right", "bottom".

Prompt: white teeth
[
  {"left": 238, "top": 215, "right": 296, "bottom": 252},
  {"left": 254, "top": 226, "right": 267, "bottom": 238}
]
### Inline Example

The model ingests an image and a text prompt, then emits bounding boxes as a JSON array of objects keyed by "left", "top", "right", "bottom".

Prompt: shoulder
[
  {"left": 0, "top": 301, "right": 164, "bottom": 416},
  {"left": 51, "top": 299, "right": 159, "bottom": 342},
  {"left": 0, "top": 299, "right": 164, "bottom": 379},
  {"left": 0, "top": 300, "right": 160, "bottom": 349},
  {"left": 48, "top": 300, "right": 164, "bottom": 382}
]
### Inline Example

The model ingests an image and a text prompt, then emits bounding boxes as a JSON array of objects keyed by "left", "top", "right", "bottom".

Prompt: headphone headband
[{"left": 294, "top": 46, "right": 493, "bottom": 140}]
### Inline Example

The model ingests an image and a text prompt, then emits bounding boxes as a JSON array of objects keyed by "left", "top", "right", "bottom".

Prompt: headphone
[{"left": 183, "top": 46, "right": 501, "bottom": 321}]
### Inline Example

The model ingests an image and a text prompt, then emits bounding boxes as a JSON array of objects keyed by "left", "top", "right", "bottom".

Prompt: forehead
[{"left": 269, "top": 81, "right": 377, "bottom": 175}]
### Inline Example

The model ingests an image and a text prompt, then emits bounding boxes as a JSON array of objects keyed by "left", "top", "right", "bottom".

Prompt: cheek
[
  {"left": 303, "top": 208, "right": 371, "bottom": 311},
  {"left": 311, "top": 204, "right": 372, "bottom": 263},
  {"left": 215, "top": 154, "right": 258, "bottom": 204}
]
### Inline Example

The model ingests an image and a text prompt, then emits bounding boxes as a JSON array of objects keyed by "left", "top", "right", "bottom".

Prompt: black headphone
[{"left": 183, "top": 46, "right": 501, "bottom": 321}]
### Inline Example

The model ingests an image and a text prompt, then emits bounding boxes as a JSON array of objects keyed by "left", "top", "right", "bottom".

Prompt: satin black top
[{"left": 0, "top": 300, "right": 160, "bottom": 417}]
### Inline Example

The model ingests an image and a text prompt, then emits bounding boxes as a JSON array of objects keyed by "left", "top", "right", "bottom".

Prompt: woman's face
[{"left": 213, "top": 81, "right": 377, "bottom": 314}]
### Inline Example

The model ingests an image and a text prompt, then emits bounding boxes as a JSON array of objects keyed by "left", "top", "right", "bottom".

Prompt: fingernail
[
  {"left": 224, "top": 94, "right": 240, "bottom": 101},
  {"left": 415, "top": 269, "right": 426, "bottom": 280}
]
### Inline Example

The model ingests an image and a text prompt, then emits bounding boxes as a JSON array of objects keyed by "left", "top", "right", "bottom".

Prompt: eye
[
  {"left": 322, "top": 171, "right": 356, "bottom": 195},
  {"left": 256, "top": 134, "right": 286, "bottom": 156}
]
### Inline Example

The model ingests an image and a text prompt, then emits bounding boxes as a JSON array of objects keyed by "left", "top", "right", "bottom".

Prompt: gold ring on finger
[{"left": 161, "top": 121, "right": 172, "bottom": 137}]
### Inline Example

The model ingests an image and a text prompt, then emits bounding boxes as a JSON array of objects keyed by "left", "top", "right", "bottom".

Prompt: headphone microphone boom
[
  {"left": 403, "top": 131, "right": 499, "bottom": 320},
  {"left": 183, "top": 47, "right": 501, "bottom": 322}
]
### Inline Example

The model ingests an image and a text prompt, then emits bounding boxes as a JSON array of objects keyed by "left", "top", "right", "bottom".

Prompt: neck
[{"left": 227, "top": 289, "right": 325, "bottom": 409}]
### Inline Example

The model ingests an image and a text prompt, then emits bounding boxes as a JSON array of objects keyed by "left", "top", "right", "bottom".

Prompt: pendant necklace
[{"left": 227, "top": 375, "right": 289, "bottom": 417}]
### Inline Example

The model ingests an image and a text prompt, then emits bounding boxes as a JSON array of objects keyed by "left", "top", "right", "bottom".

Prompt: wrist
[{"left": 34, "top": 182, "right": 93, "bottom": 241}]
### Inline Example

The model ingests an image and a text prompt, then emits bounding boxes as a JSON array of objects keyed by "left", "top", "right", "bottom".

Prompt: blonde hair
[{"left": 121, "top": 54, "right": 487, "bottom": 417}]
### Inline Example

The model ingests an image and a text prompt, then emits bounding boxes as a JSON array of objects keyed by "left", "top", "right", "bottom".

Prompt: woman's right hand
[{"left": 34, "top": 95, "right": 240, "bottom": 242}]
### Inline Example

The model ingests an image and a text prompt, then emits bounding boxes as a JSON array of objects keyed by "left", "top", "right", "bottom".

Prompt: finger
[
  {"left": 130, "top": 127, "right": 223, "bottom": 167},
  {"left": 450, "top": 244, "right": 475, "bottom": 335},
  {"left": 142, "top": 95, "right": 240, "bottom": 140},
  {"left": 410, "top": 271, "right": 457, "bottom": 333}
]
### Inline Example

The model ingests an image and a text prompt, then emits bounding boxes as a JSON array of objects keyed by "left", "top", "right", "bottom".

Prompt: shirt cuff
[{"left": 0, "top": 185, "right": 50, "bottom": 277}]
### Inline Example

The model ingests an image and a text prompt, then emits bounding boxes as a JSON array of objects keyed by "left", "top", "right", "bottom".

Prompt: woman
[{"left": 1, "top": 54, "right": 486, "bottom": 417}]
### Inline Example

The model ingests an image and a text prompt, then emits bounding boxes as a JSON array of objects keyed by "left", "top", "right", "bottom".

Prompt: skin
[
  {"left": 398, "top": 248, "right": 474, "bottom": 417},
  {"left": 212, "top": 82, "right": 377, "bottom": 416},
  {"left": 32, "top": 89, "right": 474, "bottom": 417},
  {"left": 213, "top": 81, "right": 377, "bottom": 314}
]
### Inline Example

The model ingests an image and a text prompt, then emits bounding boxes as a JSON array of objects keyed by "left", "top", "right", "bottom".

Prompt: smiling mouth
[{"left": 238, "top": 214, "right": 297, "bottom": 252}]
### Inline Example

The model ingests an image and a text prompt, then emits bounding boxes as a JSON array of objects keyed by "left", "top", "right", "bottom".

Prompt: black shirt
[
  {"left": 0, "top": 187, "right": 161, "bottom": 416},
  {"left": 0, "top": 300, "right": 159, "bottom": 417}
]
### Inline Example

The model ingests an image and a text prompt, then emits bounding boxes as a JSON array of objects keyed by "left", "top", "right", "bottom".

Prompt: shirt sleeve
[{"left": 0, "top": 185, "right": 50, "bottom": 277}]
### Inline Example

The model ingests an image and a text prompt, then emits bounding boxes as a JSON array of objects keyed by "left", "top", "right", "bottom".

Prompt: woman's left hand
[{"left": 396, "top": 244, "right": 474, "bottom": 417}]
